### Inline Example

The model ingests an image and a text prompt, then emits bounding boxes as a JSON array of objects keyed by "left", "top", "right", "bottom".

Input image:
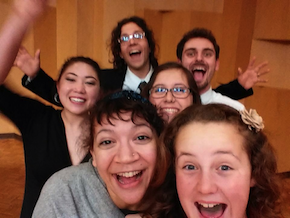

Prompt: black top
[
  {"left": 22, "top": 68, "right": 253, "bottom": 107},
  {"left": 0, "top": 86, "right": 90, "bottom": 218}
]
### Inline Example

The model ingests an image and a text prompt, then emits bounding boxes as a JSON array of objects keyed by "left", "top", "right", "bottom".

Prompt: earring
[{"left": 54, "top": 93, "right": 60, "bottom": 104}]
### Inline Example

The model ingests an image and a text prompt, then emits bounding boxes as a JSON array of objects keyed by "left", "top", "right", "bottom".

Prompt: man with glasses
[{"left": 17, "top": 16, "right": 259, "bottom": 106}]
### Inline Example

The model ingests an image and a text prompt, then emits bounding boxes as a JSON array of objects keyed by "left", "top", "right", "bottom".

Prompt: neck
[
  {"left": 61, "top": 110, "right": 89, "bottom": 127},
  {"left": 128, "top": 64, "right": 151, "bottom": 79},
  {"left": 199, "top": 85, "right": 211, "bottom": 95}
]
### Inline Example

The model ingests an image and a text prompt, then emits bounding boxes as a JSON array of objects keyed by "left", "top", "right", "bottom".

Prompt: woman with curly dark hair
[{"left": 150, "top": 103, "right": 282, "bottom": 218}]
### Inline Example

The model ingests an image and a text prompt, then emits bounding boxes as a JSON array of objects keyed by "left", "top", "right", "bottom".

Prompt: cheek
[
  {"left": 179, "top": 98, "right": 193, "bottom": 110},
  {"left": 88, "top": 87, "right": 100, "bottom": 102},
  {"left": 149, "top": 97, "right": 160, "bottom": 107},
  {"left": 176, "top": 170, "right": 193, "bottom": 201},
  {"left": 91, "top": 149, "right": 113, "bottom": 171}
]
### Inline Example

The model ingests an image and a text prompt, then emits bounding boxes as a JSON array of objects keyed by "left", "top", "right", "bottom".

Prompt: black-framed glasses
[
  {"left": 149, "top": 86, "right": 191, "bottom": 99},
  {"left": 118, "top": 32, "right": 145, "bottom": 43}
]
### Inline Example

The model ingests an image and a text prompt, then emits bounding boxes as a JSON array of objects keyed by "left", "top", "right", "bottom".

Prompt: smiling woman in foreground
[
  {"left": 155, "top": 104, "right": 282, "bottom": 218},
  {"left": 32, "top": 90, "right": 167, "bottom": 217}
]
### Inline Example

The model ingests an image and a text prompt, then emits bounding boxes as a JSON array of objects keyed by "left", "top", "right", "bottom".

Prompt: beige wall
[{"left": 0, "top": 0, "right": 289, "bottom": 172}]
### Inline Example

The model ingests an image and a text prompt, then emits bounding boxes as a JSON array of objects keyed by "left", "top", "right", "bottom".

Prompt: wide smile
[
  {"left": 195, "top": 202, "right": 227, "bottom": 218},
  {"left": 70, "top": 97, "right": 85, "bottom": 103},
  {"left": 161, "top": 108, "right": 178, "bottom": 115},
  {"left": 129, "top": 49, "right": 141, "bottom": 56},
  {"left": 115, "top": 170, "right": 144, "bottom": 186}
]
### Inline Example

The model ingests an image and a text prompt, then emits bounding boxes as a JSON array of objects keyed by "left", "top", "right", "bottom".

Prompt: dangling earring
[{"left": 54, "top": 93, "right": 60, "bottom": 104}]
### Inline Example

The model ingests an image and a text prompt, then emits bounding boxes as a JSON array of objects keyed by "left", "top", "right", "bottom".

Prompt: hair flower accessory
[{"left": 240, "top": 109, "right": 264, "bottom": 132}]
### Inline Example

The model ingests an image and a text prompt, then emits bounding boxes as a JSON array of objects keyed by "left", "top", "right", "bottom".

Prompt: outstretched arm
[
  {"left": 0, "top": 0, "right": 47, "bottom": 85},
  {"left": 214, "top": 57, "right": 269, "bottom": 100},
  {"left": 14, "top": 45, "right": 61, "bottom": 106}
]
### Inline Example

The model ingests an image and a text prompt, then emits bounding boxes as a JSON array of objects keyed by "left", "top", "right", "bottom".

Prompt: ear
[
  {"left": 215, "top": 59, "right": 220, "bottom": 71},
  {"left": 56, "top": 81, "right": 60, "bottom": 93},
  {"left": 119, "top": 52, "right": 124, "bottom": 59},
  {"left": 177, "top": 58, "right": 182, "bottom": 64},
  {"left": 250, "top": 177, "right": 256, "bottom": 187},
  {"left": 90, "top": 149, "right": 97, "bottom": 168}
]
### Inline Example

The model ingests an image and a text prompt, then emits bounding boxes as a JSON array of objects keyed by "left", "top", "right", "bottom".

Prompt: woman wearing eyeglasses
[{"left": 142, "top": 62, "right": 201, "bottom": 123}]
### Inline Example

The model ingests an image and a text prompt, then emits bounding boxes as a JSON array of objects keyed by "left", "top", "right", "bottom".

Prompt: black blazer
[{"left": 22, "top": 68, "right": 253, "bottom": 107}]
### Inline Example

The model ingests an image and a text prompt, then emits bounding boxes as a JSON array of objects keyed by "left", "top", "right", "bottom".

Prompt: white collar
[{"left": 122, "top": 66, "right": 153, "bottom": 93}]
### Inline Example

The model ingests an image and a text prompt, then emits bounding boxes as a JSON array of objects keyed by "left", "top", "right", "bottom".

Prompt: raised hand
[
  {"left": 0, "top": 0, "right": 48, "bottom": 84},
  {"left": 237, "top": 57, "right": 269, "bottom": 90},
  {"left": 14, "top": 46, "right": 40, "bottom": 79}
]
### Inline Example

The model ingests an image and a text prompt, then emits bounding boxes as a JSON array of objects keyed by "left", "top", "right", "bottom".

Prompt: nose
[
  {"left": 128, "top": 37, "right": 136, "bottom": 45},
  {"left": 196, "top": 52, "right": 203, "bottom": 62},
  {"left": 115, "top": 142, "right": 139, "bottom": 164},
  {"left": 164, "top": 90, "right": 175, "bottom": 102},
  {"left": 197, "top": 171, "right": 218, "bottom": 194},
  {"left": 74, "top": 81, "right": 85, "bottom": 93}
]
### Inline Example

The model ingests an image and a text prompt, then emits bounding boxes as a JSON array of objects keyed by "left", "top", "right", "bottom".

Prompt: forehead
[
  {"left": 62, "top": 62, "right": 98, "bottom": 77},
  {"left": 153, "top": 69, "right": 189, "bottom": 86},
  {"left": 121, "top": 22, "right": 143, "bottom": 35},
  {"left": 183, "top": 37, "right": 215, "bottom": 52},
  {"left": 95, "top": 112, "right": 150, "bottom": 130},
  {"left": 175, "top": 122, "right": 246, "bottom": 156}
]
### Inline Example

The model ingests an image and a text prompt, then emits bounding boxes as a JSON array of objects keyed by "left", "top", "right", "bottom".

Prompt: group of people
[{"left": 0, "top": 0, "right": 281, "bottom": 218}]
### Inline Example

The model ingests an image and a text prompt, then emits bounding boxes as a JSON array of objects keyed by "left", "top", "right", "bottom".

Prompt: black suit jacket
[{"left": 22, "top": 68, "right": 253, "bottom": 107}]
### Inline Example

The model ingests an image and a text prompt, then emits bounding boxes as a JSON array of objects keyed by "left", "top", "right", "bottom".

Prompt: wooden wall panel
[
  {"left": 244, "top": 86, "right": 290, "bottom": 172},
  {"left": 254, "top": 0, "right": 290, "bottom": 40},
  {"left": 251, "top": 39, "right": 290, "bottom": 90}
]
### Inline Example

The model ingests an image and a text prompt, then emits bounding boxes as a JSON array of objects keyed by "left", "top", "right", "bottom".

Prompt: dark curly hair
[
  {"left": 86, "top": 91, "right": 167, "bottom": 190},
  {"left": 110, "top": 16, "right": 158, "bottom": 70},
  {"left": 156, "top": 104, "right": 282, "bottom": 218},
  {"left": 176, "top": 27, "right": 220, "bottom": 61}
]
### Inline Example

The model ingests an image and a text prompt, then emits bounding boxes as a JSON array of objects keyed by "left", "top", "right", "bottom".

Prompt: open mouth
[
  {"left": 129, "top": 50, "right": 141, "bottom": 57},
  {"left": 70, "top": 97, "right": 85, "bottom": 103},
  {"left": 191, "top": 65, "right": 207, "bottom": 82},
  {"left": 195, "top": 202, "right": 227, "bottom": 218},
  {"left": 116, "top": 170, "right": 143, "bottom": 185},
  {"left": 162, "top": 108, "right": 178, "bottom": 114}
]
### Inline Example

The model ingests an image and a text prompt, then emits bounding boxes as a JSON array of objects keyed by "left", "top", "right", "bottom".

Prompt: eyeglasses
[
  {"left": 118, "top": 32, "right": 145, "bottom": 43},
  {"left": 149, "top": 86, "right": 191, "bottom": 99}
]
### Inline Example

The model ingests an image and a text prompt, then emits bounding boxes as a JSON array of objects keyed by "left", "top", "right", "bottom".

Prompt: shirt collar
[{"left": 122, "top": 66, "right": 153, "bottom": 93}]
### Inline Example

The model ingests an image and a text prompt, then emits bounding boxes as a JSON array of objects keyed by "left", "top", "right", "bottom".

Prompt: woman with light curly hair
[{"left": 146, "top": 103, "right": 282, "bottom": 218}]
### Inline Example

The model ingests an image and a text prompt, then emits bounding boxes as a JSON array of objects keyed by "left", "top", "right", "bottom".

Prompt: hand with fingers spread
[
  {"left": 14, "top": 46, "right": 40, "bottom": 79},
  {"left": 237, "top": 57, "right": 269, "bottom": 90}
]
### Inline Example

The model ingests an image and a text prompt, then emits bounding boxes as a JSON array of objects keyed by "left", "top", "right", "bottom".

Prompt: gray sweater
[{"left": 32, "top": 159, "right": 125, "bottom": 218}]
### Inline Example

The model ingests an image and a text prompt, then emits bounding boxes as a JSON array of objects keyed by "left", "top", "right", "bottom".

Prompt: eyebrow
[
  {"left": 153, "top": 83, "right": 187, "bottom": 87},
  {"left": 176, "top": 150, "right": 241, "bottom": 162},
  {"left": 95, "top": 122, "right": 152, "bottom": 136},
  {"left": 66, "top": 72, "right": 98, "bottom": 81},
  {"left": 184, "top": 48, "right": 215, "bottom": 53},
  {"left": 120, "top": 30, "right": 143, "bottom": 36}
]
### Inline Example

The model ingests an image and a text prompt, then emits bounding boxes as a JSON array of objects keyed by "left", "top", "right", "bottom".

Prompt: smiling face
[
  {"left": 119, "top": 22, "right": 151, "bottom": 77},
  {"left": 90, "top": 112, "right": 157, "bottom": 210},
  {"left": 180, "top": 37, "right": 219, "bottom": 94},
  {"left": 175, "top": 122, "right": 254, "bottom": 218},
  {"left": 57, "top": 62, "right": 100, "bottom": 116},
  {"left": 149, "top": 68, "right": 193, "bottom": 123}
]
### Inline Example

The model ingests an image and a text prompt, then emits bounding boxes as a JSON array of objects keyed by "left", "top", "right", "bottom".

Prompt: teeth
[
  {"left": 163, "top": 108, "right": 178, "bottom": 114},
  {"left": 130, "top": 50, "right": 141, "bottom": 55},
  {"left": 117, "top": 171, "right": 141, "bottom": 178},
  {"left": 192, "top": 66, "right": 205, "bottom": 71},
  {"left": 70, "top": 97, "right": 85, "bottom": 103},
  {"left": 198, "top": 202, "right": 220, "bottom": 208}
]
